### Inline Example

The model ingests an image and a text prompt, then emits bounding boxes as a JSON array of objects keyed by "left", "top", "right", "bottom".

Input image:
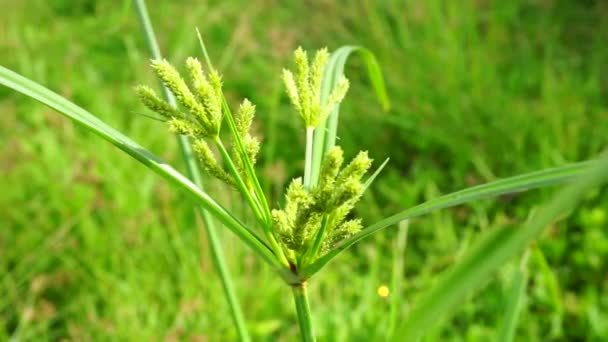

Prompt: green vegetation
[{"left": 1, "top": 1, "right": 607, "bottom": 340}]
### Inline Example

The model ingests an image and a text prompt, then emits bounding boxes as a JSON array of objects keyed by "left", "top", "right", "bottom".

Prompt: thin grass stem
[
  {"left": 292, "top": 283, "right": 315, "bottom": 342},
  {"left": 214, "top": 137, "right": 265, "bottom": 223},
  {"left": 214, "top": 137, "right": 289, "bottom": 267},
  {"left": 133, "top": 1, "right": 250, "bottom": 340},
  {"left": 303, "top": 127, "right": 314, "bottom": 190},
  {"left": 309, "top": 121, "right": 326, "bottom": 187},
  {"left": 196, "top": 30, "right": 274, "bottom": 225}
]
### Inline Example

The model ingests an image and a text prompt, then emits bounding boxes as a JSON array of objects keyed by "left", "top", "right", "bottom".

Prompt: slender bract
[
  {"left": 498, "top": 250, "right": 529, "bottom": 342},
  {"left": 132, "top": 1, "right": 250, "bottom": 340},
  {"left": 398, "top": 156, "right": 608, "bottom": 340},
  {"left": 301, "top": 159, "right": 602, "bottom": 278}
]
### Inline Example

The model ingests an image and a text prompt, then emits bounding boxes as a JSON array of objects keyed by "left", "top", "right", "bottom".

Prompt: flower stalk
[{"left": 292, "top": 283, "right": 315, "bottom": 342}]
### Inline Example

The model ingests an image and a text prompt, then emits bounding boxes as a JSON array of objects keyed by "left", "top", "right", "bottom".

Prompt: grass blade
[
  {"left": 310, "top": 46, "right": 390, "bottom": 186},
  {"left": 387, "top": 220, "right": 409, "bottom": 339},
  {"left": 531, "top": 246, "right": 564, "bottom": 337},
  {"left": 301, "top": 159, "right": 601, "bottom": 277},
  {"left": 397, "top": 155, "right": 608, "bottom": 340},
  {"left": 133, "top": 1, "right": 250, "bottom": 340},
  {"left": 0, "top": 64, "right": 300, "bottom": 282},
  {"left": 498, "top": 250, "right": 529, "bottom": 342}
]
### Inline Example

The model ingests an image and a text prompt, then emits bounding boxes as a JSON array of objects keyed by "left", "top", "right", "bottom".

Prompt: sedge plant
[
  {"left": 129, "top": 43, "right": 608, "bottom": 340},
  {"left": 133, "top": 47, "right": 373, "bottom": 339},
  {"left": 1, "top": 32, "right": 607, "bottom": 342}
]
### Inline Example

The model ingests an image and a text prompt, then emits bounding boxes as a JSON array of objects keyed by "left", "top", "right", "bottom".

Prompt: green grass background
[{"left": 1, "top": 0, "right": 607, "bottom": 340}]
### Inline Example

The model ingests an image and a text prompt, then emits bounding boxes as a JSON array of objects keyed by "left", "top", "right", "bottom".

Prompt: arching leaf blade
[
  {"left": 0, "top": 65, "right": 288, "bottom": 276},
  {"left": 398, "top": 156, "right": 608, "bottom": 340},
  {"left": 301, "top": 159, "right": 601, "bottom": 277}
]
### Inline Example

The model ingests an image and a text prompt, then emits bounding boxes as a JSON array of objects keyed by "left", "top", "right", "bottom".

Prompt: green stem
[
  {"left": 133, "top": 1, "right": 250, "bottom": 340},
  {"left": 214, "top": 137, "right": 290, "bottom": 267},
  {"left": 195, "top": 30, "right": 273, "bottom": 224},
  {"left": 309, "top": 120, "right": 326, "bottom": 187},
  {"left": 214, "top": 137, "right": 265, "bottom": 222},
  {"left": 303, "top": 127, "right": 314, "bottom": 190},
  {"left": 292, "top": 283, "right": 316, "bottom": 342},
  {"left": 195, "top": 31, "right": 290, "bottom": 268}
]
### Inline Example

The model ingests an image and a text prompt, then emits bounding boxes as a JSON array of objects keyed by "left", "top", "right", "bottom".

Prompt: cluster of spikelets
[
  {"left": 135, "top": 47, "right": 372, "bottom": 266},
  {"left": 275, "top": 48, "right": 372, "bottom": 264},
  {"left": 272, "top": 147, "right": 371, "bottom": 264},
  {"left": 135, "top": 58, "right": 259, "bottom": 187},
  {"left": 282, "top": 47, "right": 350, "bottom": 128}
]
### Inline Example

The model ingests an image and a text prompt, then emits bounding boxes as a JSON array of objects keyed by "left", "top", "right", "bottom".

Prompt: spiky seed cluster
[
  {"left": 282, "top": 47, "right": 350, "bottom": 128},
  {"left": 135, "top": 58, "right": 259, "bottom": 186},
  {"left": 272, "top": 147, "right": 372, "bottom": 262},
  {"left": 232, "top": 99, "right": 261, "bottom": 179}
]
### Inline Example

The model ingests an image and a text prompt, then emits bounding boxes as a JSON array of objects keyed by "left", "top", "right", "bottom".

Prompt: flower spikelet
[
  {"left": 274, "top": 146, "right": 373, "bottom": 262},
  {"left": 282, "top": 47, "right": 348, "bottom": 128},
  {"left": 233, "top": 99, "right": 261, "bottom": 176},
  {"left": 185, "top": 57, "right": 222, "bottom": 135},
  {"left": 135, "top": 85, "right": 183, "bottom": 119},
  {"left": 192, "top": 139, "right": 234, "bottom": 186}
]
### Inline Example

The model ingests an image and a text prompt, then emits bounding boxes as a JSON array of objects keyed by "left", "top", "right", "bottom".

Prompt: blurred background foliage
[{"left": 1, "top": 0, "right": 607, "bottom": 340}]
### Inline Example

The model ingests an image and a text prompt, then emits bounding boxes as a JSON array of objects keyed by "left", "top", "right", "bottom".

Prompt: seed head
[
  {"left": 283, "top": 47, "right": 349, "bottom": 128},
  {"left": 273, "top": 146, "right": 373, "bottom": 263},
  {"left": 146, "top": 58, "right": 222, "bottom": 138},
  {"left": 167, "top": 118, "right": 202, "bottom": 137},
  {"left": 192, "top": 139, "right": 234, "bottom": 186},
  {"left": 236, "top": 99, "right": 255, "bottom": 138},
  {"left": 320, "top": 77, "right": 350, "bottom": 120},
  {"left": 135, "top": 85, "right": 182, "bottom": 119},
  {"left": 337, "top": 150, "right": 372, "bottom": 184}
]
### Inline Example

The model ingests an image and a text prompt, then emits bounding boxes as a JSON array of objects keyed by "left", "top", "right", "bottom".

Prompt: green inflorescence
[
  {"left": 136, "top": 47, "right": 374, "bottom": 268},
  {"left": 272, "top": 147, "right": 372, "bottom": 264},
  {"left": 135, "top": 57, "right": 260, "bottom": 188},
  {"left": 282, "top": 47, "right": 350, "bottom": 128}
]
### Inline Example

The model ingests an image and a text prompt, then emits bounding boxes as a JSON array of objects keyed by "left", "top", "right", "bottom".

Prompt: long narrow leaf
[
  {"left": 0, "top": 65, "right": 298, "bottom": 281},
  {"left": 301, "top": 159, "right": 600, "bottom": 277},
  {"left": 397, "top": 156, "right": 608, "bottom": 340},
  {"left": 498, "top": 250, "right": 529, "bottom": 342}
]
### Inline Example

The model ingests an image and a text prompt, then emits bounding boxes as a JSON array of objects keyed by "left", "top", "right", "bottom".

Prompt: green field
[{"left": 1, "top": 0, "right": 607, "bottom": 340}]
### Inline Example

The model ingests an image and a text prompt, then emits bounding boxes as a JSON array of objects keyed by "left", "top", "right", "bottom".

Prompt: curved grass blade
[
  {"left": 386, "top": 220, "right": 409, "bottom": 339},
  {"left": 133, "top": 1, "right": 250, "bottom": 340},
  {"left": 310, "top": 46, "right": 390, "bottom": 187},
  {"left": 0, "top": 65, "right": 296, "bottom": 280},
  {"left": 301, "top": 159, "right": 601, "bottom": 277},
  {"left": 397, "top": 156, "right": 608, "bottom": 341}
]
